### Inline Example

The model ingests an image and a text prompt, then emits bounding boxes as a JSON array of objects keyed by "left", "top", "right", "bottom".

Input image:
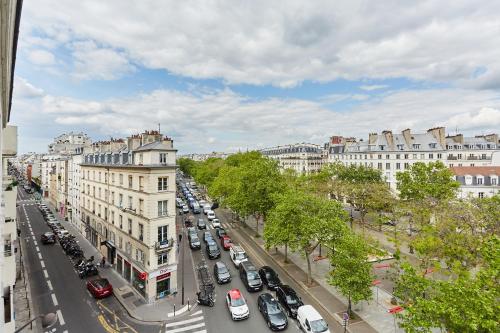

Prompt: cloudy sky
[{"left": 11, "top": 0, "right": 500, "bottom": 154}]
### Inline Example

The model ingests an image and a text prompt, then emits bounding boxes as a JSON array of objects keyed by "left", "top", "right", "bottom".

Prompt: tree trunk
[
  {"left": 284, "top": 243, "right": 288, "bottom": 263},
  {"left": 254, "top": 215, "right": 260, "bottom": 236},
  {"left": 305, "top": 249, "right": 312, "bottom": 286},
  {"left": 348, "top": 294, "right": 352, "bottom": 317}
]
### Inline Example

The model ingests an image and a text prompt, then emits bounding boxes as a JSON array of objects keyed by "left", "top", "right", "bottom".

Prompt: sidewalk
[
  {"left": 43, "top": 200, "right": 197, "bottom": 322},
  {"left": 218, "top": 208, "right": 404, "bottom": 333}
]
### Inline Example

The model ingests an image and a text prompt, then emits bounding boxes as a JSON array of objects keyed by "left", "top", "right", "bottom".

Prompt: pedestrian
[
  {"left": 17, "top": 228, "right": 21, "bottom": 237},
  {"left": 101, "top": 256, "right": 106, "bottom": 268}
]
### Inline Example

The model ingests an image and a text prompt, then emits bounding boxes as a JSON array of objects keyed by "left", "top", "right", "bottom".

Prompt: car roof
[
  {"left": 279, "top": 285, "right": 296, "bottom": 294},
  {"left": 215, "top": 261, "right": 227, "bottom": 268},
  {"left": 297, "top": 305, "right": 323, "bottom": 320},
  {"left": 259, "top": 292, "right": 275, "bottom": 302},
  {"left": 228, "top": 289, "right": 242, "bottom": 299}
]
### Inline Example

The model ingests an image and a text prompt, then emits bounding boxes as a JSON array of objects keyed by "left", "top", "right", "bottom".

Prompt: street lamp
[{"left": 15, "top": 312, "right": 58, "bottom": 333}]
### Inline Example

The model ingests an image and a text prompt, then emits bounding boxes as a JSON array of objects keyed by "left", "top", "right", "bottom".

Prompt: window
[
  {"left": 396, "top": 163, "right": 401, "bottom": 170},
  {"left": 158, "top": 225, "right": 168, "bottom": 242},
  {"left": 429, "top": 154, "right": 434, "bottom": 159},
  {"left": 386, "top": 163, "right": 390, "bottom": 170},
  {"left": 458, "top": 154, "right": 463, "bottom": 160},
  {"left": 111, "top": 173, "right": 115, "bottom": 184},
  {"left": 160, "top": 153, "right": 167, "bottom": 164},
  {"left": 119, "top": 194, "right": 123, "bottom": 207},
  {"left": 139, "top": 199, "right": 144, "bottom": 215},
  {"left": 135, "top": 249, "right": 145, "bottom": 263},
  {"left": 111, "top": 191, "right": 115, "bottom": 204},
  {"left": 128, "top": 175, "right": 133, "bottom": 188},
  {"left": 478, "top": 192, "right": 484, "bottom": 199},
  {"left": 404, "top": 154, "right": 409, "bottom": 159},
  {"left": 491, "top": 178, "right": 497, "bottom": 185},
  {"left": 111, "top": 211, "right": 115, "bottom": 224},
  {"left": 139, "top": 224, "right": 144, "bottom": 241},
  {"left": 437, "top": 153, "right": 442, "bottom": 159},
  {"left": 158, "top": 253, "right": 168, "bottom": 265},
  {"left": 118, "top": 236, "right": 123, "bottom": 249},
  {"left": 420, "top": 154, "right": 425, "bottom": 159},
  {"left": 98, "top": 188, "right": 101, "bottom": 198},
  {"left": 386, "top": 154, "right": 390, "bottom": 159},
  {"left": 377, "top": 163, "right": 382, "bottom": 170},
  {"left": 412, "top": 144, "right": 420, "bottom": 149},
  {"left": 139, "top": 176, "right": 144, "bottom": 191},
  {"left": 99, "top": 172, "right": 102, "bottom": 182},
  {"left": 413, "top": 154, "right": 417, "bottom": 159},
  {"left": 404, "top": 162, "right": 410, "bottom": 169},
  {"left": 128, "top": 219, "right": 132, "bottom": 235},
  {"left": 119, "top": 174, "right": 123, "bottom": 185},
  {"left": 377, "top": 154, "right": 382, "bottom": 159},
  {"left": 477, "top": 177, "right": 483, "bottom": 185},
  {"left": 119, "top": 215, "right": 123, "bottom": 229},
  {"left": 93, "top": 186, "right": 95, "bottom": 197},
  {"left": 158, "top": 177, "right": 168, "bottom": 191},
  {"left": 158, "top": 200, "right": 168, "bottom": 216},
  {"left": 128, "top": 196, "right": 133, "bottom": 209}
]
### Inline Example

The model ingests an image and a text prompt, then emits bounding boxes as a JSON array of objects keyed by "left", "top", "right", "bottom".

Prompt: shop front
[
  {"left": 132, "top": 268, "right": 147, "bottom": 297},
  {"left": 123, "top": 260, "right": 131, "bottom": 282},
  {"left": 85, "top": 223, "right": 98, "bottom": 247},
  {"left": 116, "top": 254, "right": 123, "bottom": 275},
  {"left": 100, "top": 240, "right": 116, "bottom": 265},
  {"left": 149, "top": 264, "right": 177, "bottom": 300}
]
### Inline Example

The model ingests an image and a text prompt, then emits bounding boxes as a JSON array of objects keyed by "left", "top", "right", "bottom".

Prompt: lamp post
[{"left": 15, "top": 312, "right": 58, "bottom": 333}]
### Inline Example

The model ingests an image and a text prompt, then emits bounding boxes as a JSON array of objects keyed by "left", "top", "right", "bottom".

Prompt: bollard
[
  {"left": 173, "top": 304, "right": 176, "bottom": 317},
  {"left": 188, "top": 299, "right": 190, "bottom": 311}
]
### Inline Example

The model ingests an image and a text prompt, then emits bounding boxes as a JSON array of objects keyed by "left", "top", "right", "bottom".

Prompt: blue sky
[{"left": 11, "top": 1, "right": 500, "bottom": 154}]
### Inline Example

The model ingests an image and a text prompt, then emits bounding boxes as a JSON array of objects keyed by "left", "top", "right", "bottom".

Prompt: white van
[
  {"left": 296, "top": 305, "right": 330, "bottom": 333},
  {"left": 229, "top": 245, "right": 248, "bottom": 267}
]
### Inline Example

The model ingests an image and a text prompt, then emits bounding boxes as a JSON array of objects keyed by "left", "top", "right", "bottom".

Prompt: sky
[{"left": 10, "top": 0, "right": 500, "bottom": 154}]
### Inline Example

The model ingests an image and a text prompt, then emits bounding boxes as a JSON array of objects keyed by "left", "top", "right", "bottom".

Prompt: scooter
[{"left": 196, "top": 291, "right": 215, "bottom": 307}]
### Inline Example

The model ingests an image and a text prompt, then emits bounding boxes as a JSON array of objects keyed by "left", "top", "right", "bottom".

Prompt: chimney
[
  {"left": 127, "top": 134, "right": 141, "bottom": 150},
  {"left": 140, "top": 130, "right": 162, "bottom": 146},
  {"left": 427, "top": 127, "right": 446, "bottom": 148},
  {"left": 330, "top": 136, "right": 344, "bottom": 145},
  {"left": 382, "top": 130, "right": 394, "bottom": 149},
  {"left": 402, "top": 128, "right": 413, "bottom": 146},
  {"left": 481, "top": 133, "right": 499, "bottom": 144},
  {"left": 162, "top": 136, "right": 173, "bottom": 149},
  {"left": 368, "top": 133, "right": 378, "bottom": 144},
  {"left": 110, "top": 138, "right": 126, "bottom": 152},
  {"left": 447, "top": 134, "right": 464, "bottom": 144}
]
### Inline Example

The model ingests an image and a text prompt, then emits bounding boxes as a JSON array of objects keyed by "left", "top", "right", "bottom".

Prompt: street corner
[{"left": 96, "top": 298, "right": 143, "bottom": 333}]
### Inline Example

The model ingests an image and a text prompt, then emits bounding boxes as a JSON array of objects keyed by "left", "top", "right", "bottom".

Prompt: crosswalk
[{"left": 165, "top": 310, "right": 206, "bottom": 333}]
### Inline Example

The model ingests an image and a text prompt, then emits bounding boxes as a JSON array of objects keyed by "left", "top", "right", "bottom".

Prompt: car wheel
[{"left": 267, "top": 321, "right": 271, "bottom": 328}]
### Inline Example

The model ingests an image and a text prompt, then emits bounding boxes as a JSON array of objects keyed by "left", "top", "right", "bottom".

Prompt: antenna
[{"left": 158, "top": 123, "right": 161, "bottom": 133}]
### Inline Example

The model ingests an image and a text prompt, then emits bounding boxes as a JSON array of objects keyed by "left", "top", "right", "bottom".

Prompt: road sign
[{"left": 343, "top": 312, "right": 349, "bottom": 321}]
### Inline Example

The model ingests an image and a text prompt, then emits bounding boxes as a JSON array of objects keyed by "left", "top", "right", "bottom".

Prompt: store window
[
  {"left": 116, "top": 255, "right": 123, "bottom": 275},
  {"left": 156, "top": 273, "right": 171, "bottom": 299},
  {"left": 123, "top": 261, "right": 131, "bottom": 282},
  {"left": 132, "top": 268, "right": 146, "bottom": 296}
]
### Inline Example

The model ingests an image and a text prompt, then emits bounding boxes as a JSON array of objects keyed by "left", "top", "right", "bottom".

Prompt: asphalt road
[{"left": 17, "top": 188, "right": 162, "bottom": 333}]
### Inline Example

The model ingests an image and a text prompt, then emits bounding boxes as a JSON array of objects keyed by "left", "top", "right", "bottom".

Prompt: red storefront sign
[{"left": 156, "top": 272, "right": 171, "bottom": 281}]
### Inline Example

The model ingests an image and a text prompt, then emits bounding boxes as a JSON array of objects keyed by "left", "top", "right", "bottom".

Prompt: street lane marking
[
  {"left": 165, "top": 315, "right": 204, "bottom": 327},
  {"left": 36, "top": 246, "right": 40, "bottom": 252},
  {"left": 57, "top": 309, "right": 65, "bottom": 325},
  {"left": 190, "top": 310, "right": 203, "bottom": 316},
  {"left": 167, "top": 322, "right": 205, "bottom": 333},
  {"left": 38, "top": 253, "right": 42, "bottom": 259},
  {"left": 41, "top": 260, "right": 45, "bottom": 268},
  {"left": 32, "top": 236, "right": 36, "bottom": 241},
  {"left": 47, "top": 280, "right": 53, "bottom": 291},
  {"left": 43, "top": 269, "right": 48, "bottom": 278},
  {"left": 51, "top": 293, "right": 58, "bottom": 306}
]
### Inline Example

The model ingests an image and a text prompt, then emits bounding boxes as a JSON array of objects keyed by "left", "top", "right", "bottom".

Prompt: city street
[{"left": 17, "top": 188, "right": 162, "bottom": 333}]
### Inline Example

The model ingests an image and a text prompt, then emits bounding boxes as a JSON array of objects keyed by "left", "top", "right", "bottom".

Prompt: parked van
[
  {"left": 239, "top": 260, "right": 263, "bottom": 292},
  {"left": 296, "top": 305, "right": 330, "bottom": 333},
  {"left": 192, "top": 202, "right": 201, "bottom": 214},
  {"left": 229, "top": 245, "right": 248, "bottom": 267}
]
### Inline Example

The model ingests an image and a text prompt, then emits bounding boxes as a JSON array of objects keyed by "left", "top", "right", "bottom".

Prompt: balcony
[
  {"left": 447, "top": 155, "right": 458, "bottom": 160},
  {"left": 155, "top": 238, "right": 175, "bottom": 252}
]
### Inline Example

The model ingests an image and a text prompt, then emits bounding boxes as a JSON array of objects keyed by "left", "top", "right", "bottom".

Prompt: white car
[
  {"left": 203, "top": 204, "right": 212, "bottom": 214},
  {"left": 296, "top": 305, "right": 330, "bottom": 333},
  {"left": 226, "top": 289, "right": 249, "bottom": 321},
  {"left": 212, "top": 218, "right": 221, "bottom": 228},
  {"left": 182, "top": 205, "right": 189, "bottom": 214},
  {"left": 207, "top": 210, "right": 216, "bottom": 221}
]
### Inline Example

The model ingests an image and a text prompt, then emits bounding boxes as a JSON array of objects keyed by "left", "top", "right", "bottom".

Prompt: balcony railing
[{"left": 155, "top": 238, "right": 175, "bottom": 252}]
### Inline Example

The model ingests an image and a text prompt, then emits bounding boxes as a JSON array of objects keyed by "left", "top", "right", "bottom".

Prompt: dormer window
[
  {"left": 429, "top": 143, "right": 436, "bottom": 149},
  {"left": 379, "top": 145, "right": 385, "bottom": 151},
  {"left": 412, "top": 144, "right": 421, "bottom": 150},
  {"left": 476, "top": 176, "right": 484, "bottom": 185}
]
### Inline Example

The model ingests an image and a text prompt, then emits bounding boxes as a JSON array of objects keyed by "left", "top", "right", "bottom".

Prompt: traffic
[{"left": 178, "top": 177, "right": 331, "bottom": 333}]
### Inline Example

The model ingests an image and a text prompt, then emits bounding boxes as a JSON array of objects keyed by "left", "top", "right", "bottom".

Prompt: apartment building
[
  {"left": 68, "top": 154, "right": 83, "bottom": 232},
  {"left": 261, "top": 143, "right": 325, "bottom": 174},
  {"left": 1, "top": 1, "right": 22, "bottom": 331},
  {"left": 451, "top": 166, "right": 500, "bottom": 198},
  {"left": 80, "top": 131, "right": 177, "bottom": 303},
  {"left": 48, "top": 132, "right": 91, "bottom": 154},
  {"left": 326, "top": 127, "right": 500, "bottom": 190}
]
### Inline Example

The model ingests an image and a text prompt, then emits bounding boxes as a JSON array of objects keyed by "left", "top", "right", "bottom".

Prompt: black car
[
  {"left": 197, "top": 219, "right": 206, "bottom": 230},
  {"left": 41, "top": 232, "right": 56, "bottom": 245},
  {"left": 257, "top": 293, "right": 288, "bottom": 331},
  {"left": 259, "top": 266, "right": 281, "bottom": 290},
  {"left": 215, "top": 228, "right": 227, "bottom": 239},
  {"left": 206, "top": 241, "right": 221, "bottom": 259},
  {"left": 213, "top": 261, "right": 231, "bottom": 284},
  {"left": 203, "top": 231, "right": 213, "bottom": 243},
  {"left": 239, "top": 261, "right": 263, "bottom": 292},
  {"left": 189, "top": 234, "right": 201, "bottom": 250},
  {"left": 275, "top": 285, "right": 303, "bottom": 318}
]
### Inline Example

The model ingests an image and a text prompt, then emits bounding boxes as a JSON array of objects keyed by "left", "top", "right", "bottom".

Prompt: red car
[
  {"left": 87, "top": 278, "right": 113, "bottom": 299},
  {"left": 221, "top": 236, "right": 233, "bottom": 251}
]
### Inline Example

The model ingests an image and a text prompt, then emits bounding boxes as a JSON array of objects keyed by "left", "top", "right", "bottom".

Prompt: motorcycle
[
  {"left": 78, "top": 263, "right": 98, "bottom": 278},
  {"left": 196, "top": 291, "right": 215, "bottom": 307}
]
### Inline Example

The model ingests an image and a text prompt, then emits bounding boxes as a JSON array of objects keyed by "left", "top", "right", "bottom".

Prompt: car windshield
[
  {"left": 286, "top": 294, "right": 299, "bottom": 305},
  {"left": 209, "top": 245, "right": 218, "bottom": 251},
  {"left": 231, "top": 297, "right": 245, "bottom": 307},
  {"left": 247, "top": 271, "right": 260, "bottom": 280},
  {"left": 218, "top": 266, "right": 228, "bottom": 274},
  {"left": 235, "top": 253, "right": 247, "bottom": 260},
  {"left": 94, "top": 279, "right": 110, "bottom": 289},
  {"left": 267, "top": 302, "right": 281, "bottom": 315},
  {"left": 191, "top": 236, "right": 199, "bottom": 242},
  {"left": 310, "top": 319, "right": 328, "bottom": 332}
]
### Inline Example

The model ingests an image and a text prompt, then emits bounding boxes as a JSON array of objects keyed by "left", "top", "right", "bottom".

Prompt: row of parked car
[{"left": 38, "top": 203, "right": 113, "bottom": 299}]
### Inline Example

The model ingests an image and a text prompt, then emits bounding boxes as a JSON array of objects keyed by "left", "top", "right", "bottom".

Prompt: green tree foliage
[
  {"left": 177, "top": 157, "right": 198, "bottom": 177},
  {"left": 264, "top": 188, "right": 349, "bottom": 285},
  {"left": 328, "top": 232, "right": 373, "bottom": 316},
  {"left": 396, "top": 161, "right": 459, "bottom": 203},
  {"left": 394, "top": 236, "right": 500, "bottom": 333},
  {"left": 192, "top": 157, "right": 225, "bottom": 188}
]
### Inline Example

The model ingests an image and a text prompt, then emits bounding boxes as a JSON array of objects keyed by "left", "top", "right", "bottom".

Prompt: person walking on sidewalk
[{"left": 101, "top": 256, "right": 106, "bottom": 268}]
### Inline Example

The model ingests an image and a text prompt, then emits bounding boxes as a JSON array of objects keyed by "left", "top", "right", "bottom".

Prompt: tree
[
  {"left": 193, "top": 157, "right": 224, "bottom": 189},
  {"left": 264, "top": 188, "right": 349, "bottom": 285},
  {"left": 396, "top": 161, "right": 459, "bottom": 203},
  {"left": 177, "top": 157, "right": 198, "bottom": 177},
  {"left": 328, "top": 232, "right": 373, "bottom": 317},
  {"left": 394, "top": 236, "right": 500, "bottom": 333}
]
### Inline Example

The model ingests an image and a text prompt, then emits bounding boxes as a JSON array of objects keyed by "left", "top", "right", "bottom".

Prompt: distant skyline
[{"left": 11, "top": 1, "right": 500, "bottom": 154}]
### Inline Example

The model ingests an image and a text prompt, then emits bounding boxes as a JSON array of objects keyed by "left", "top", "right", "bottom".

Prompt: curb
[
  {"left": 235, "top": 221, "right": 361, "bottom": 333},
  {"left": 18, "top": 218, "right": 36, "bottom": 332}
]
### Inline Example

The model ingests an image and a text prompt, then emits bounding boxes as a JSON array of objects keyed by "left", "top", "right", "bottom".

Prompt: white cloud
[
  {"left": 19, "top": 0, "right": 500, "bottom": 87},
  {"left": 360, "top": 85, "right": 388, "bottom": 91},
  {"left": 14, "top": 77, "right": 44, "bottom": 98},
  {"left": 27, "top": 49, "right": 55, "bottom": 65},
  {"left": 320, "top": 93, "right": 370, "bottom": 104},
  {"left": 13, "top": 78, "right": 500, "bottom": 153},
  {"left": 71, "top": 41, "right": 134, "bottom": 80}
]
